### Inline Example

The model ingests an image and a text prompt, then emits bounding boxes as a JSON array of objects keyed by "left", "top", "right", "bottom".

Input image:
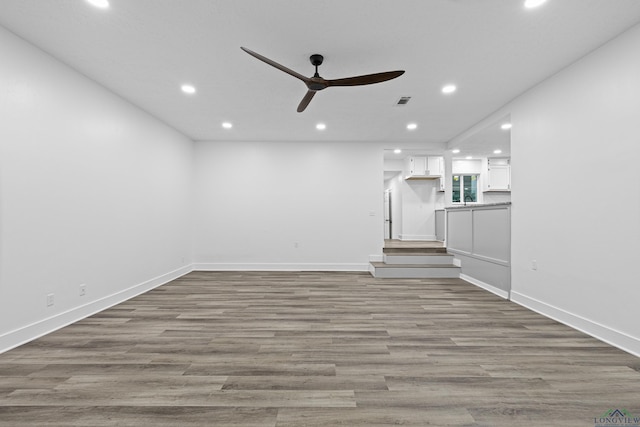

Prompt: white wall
[
  {"left": 193, "top": 141, "right": 383, "bottom": 270},
  {"left": 452, "top": 159, "right": 482, "bottom": 175},
  {"left": 399, "top": 180, "right": 438, "bottom": 240},
  {"left": 450, "top": 23, "right": 640, "bottom": 355},
  {"left": 0, "top": 26, "right": 194, "bottom": 352}
]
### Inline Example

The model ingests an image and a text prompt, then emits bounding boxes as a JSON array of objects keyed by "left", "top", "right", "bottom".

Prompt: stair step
[
  {"left": 383, "top": 253, "right": 454, "bottom": 265},
  {"left": 383, "top": 247, "right": 447, "bottom": 255},
  {"left": 369, "top": 262, "right": 460, "bottom": 279}
]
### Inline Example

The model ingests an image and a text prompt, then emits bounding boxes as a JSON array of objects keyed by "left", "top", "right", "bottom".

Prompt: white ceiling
[
  {"left": 452, "top": 114, "right": 512, "bottom": 159},
  {"left": 1, "top": 0, "right": 640, "bottom": 146}
]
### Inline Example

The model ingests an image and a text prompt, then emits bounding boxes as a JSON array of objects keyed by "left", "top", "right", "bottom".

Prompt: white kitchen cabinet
[
  {"left": 486, "top": 158, "right": 511, "bottom": 191},
  {"left": 404, "top": 156, "right": 444, "bottom": 180},
  {"left": 405, "top": 156, "right": 428, "bottom": 177},
  {"left": 427, "top": 156, "right": 444, "bottom": 177},
  {"left": 435, "top": 157, "right": 445, "bottom": 190}
]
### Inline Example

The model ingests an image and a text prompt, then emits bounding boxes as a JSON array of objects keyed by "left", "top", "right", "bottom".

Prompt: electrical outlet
[
  {"left": 79, "top": 284, "right": 86, "bottom": 296},
  {"left": 46, "top": 293, "right": 54, "bottom": 307},
  {"left": 294, "top": 242, "right": 299, "bottom": 248},
  {"left": 531, "top": 260, "right": 538, "bottom": 271}
]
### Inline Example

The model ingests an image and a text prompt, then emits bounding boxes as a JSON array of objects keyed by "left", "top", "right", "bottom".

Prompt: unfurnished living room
[{"left": 1, "top": 1, "right": 639, "bottom": 426}]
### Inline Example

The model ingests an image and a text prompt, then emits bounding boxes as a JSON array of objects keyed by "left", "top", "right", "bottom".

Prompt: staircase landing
[{"left": 383, "top": 239, "right": 446, "bottom": 250}]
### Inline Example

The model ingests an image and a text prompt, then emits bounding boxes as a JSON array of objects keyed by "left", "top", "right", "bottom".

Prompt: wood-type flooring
[{"left": 1, "top": 271, "right": 639, "bottom": 426}]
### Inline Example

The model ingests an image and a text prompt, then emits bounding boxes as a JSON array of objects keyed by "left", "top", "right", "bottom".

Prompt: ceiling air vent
[{"left": 396, "top": 96, "right": 411, "bottom": 105}]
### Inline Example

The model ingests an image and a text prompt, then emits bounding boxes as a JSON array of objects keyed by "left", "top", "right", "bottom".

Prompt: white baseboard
[
  {"left": 399, "top": 234, "right": 437, "bottom": 241},
  {"left": 193, "top": 263, "right": 370, "bottom": 272},
  {"left": 511, "top": 291, "right": 640, "bottom": 357},
  {"left": 460, "top": 274, "right": 509, "bottom": 299},
  {"left": 0, "top": 265, "right": 193, "bottom": 354}
]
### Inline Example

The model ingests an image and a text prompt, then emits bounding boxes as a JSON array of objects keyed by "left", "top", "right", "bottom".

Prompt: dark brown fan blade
[
  {"left": 241, "top": 47, "right": 310, "bottom": 83},
  {"left": 327, "top": 70, "right": 405, "bottom": 87},
  {"left": 297, "top": 90, "right": 317, "bottom": 112}
]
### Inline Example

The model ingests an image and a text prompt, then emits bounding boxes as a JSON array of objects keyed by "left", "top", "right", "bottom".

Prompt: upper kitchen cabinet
[
  {"left": 485, "top": 158, "right": 511, "bottom": 192},
  {"left": 404, "top": 156, "right": 444, "bottom": 180}
]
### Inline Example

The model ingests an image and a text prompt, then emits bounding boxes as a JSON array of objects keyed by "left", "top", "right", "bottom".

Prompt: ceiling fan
[{"left": 241, "top": 47, "right": 405, "bottom": 113}]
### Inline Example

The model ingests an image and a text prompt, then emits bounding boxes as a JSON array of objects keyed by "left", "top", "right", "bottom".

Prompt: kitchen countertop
[{"left": 445, "top": 202, "right": 511, "bottom": 210}]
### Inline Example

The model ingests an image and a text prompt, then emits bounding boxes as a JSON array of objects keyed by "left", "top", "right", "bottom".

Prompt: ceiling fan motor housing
[{"left": 310, "top": 54, "right": 324, "bottom": 66}]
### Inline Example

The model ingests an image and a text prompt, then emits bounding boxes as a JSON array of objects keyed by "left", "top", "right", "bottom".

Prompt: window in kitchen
[{"left": 452, "top": 175, "right": 478, "bottom": 203}]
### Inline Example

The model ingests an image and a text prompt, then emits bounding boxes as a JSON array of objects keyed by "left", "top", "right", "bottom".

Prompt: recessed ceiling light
[
  {"left": 452, "top": 149, "right": 460, "bottom": 154},
  {"left": 442, "top": 84, "right": 457, "bottom": 94},
  {"left": 501, "top": 123, "right": 512, "bottom": 130},
  {"left": 524, "top": 0, "right": 547, "bottom": 9},
  {"left": 406, "top": 123, "right": 417, "bottom": 130},
  {"left": 316, "top": 123, "right": 326, "bottom": 130},
  {"left": 181, "top": 84, "right": 196, "bottom": 94},
  {"left": 86, "top": 0, "right": 109, "bottom": 8},
  {"left": 494, "top": 149, "right": 502, "bottom": 154},
  {"left": 222, "top": 122, "right": 233, "bottom": 129},
  {"left": 394, "top": 149, "right": 402, "bottom": 154},
  {"left": 465, "top": 156, "right": 473, "bottom": 160}
]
